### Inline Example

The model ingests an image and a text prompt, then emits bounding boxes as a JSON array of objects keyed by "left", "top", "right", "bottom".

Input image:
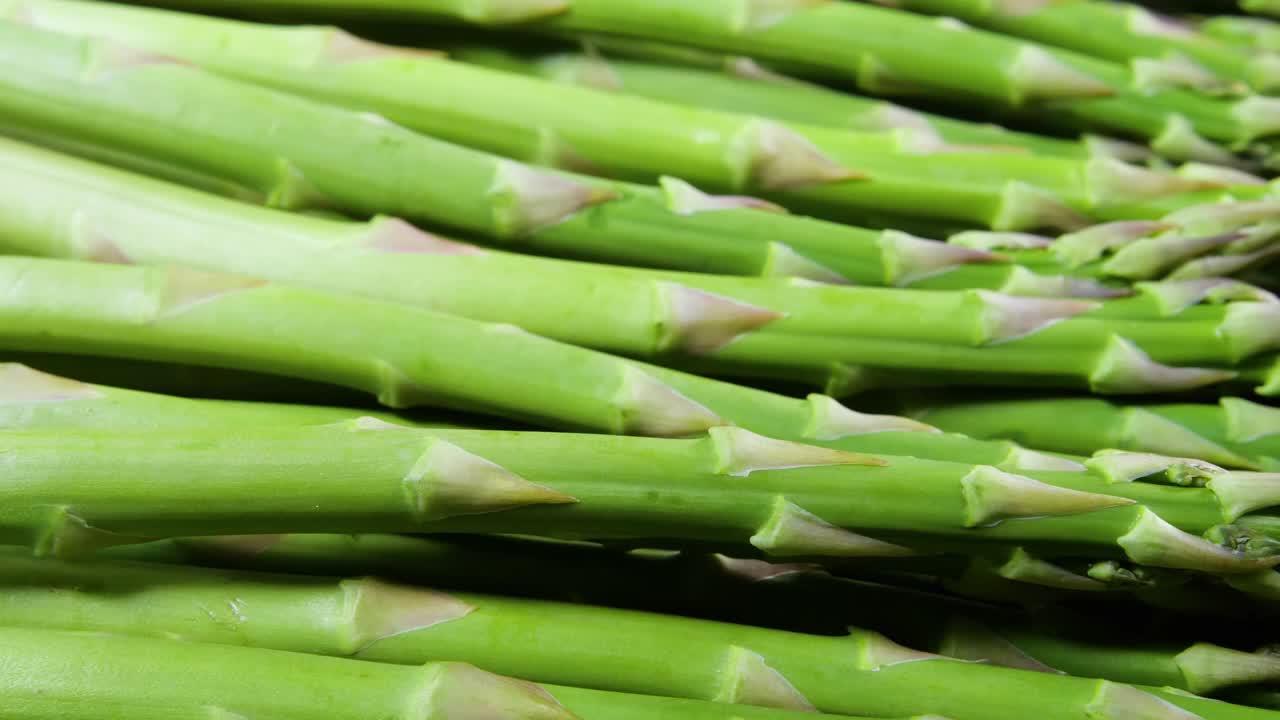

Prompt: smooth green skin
[
  {"left": 895, "top": 0, "right": 1279, "bottom": 93},
  {"left": 1202, "top": 16, "right": 1280, "bottom": 53},
  {"left": 0, "top": 626, "right": 559, "bottom": 720},
  {"left": 0, "top": 422, "right": 1217, "bottom": 561},
  {"left": 0, "top": 139, "right": 1268, "bottom": 399},
  {"left": 910, "top": 395, "right": 1280, "bottom": 472},
  {"left": 126, "top": 0, "right": 1269, "bottom": 145},
  {"left": 455, "top": 46, "right": 1093, "bottom": 159},
  {"left": 3, "top": 1, "right": 1146, "bottom": 231},
  {"left": 0, "top": 553, "right": 1272, "bottom": 720}
]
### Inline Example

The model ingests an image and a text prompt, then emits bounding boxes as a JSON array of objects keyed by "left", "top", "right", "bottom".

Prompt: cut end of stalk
[
  {"left": 1052, "top": 220, "right": 1171, "bottom": 268},
  {"left": 362, "top": 216, "right": 485, "bottom": 255},
  {"left": 660, "top": 283, "right": 783, "bottom": 354},
  {"left": 716, "top": 646, "right": 816, "bottom": 711},
  {"left": 1120, "top": 407, "right": 1259, "bottom": 470},
  {"left": 993, "top": 181, "right": 1091, "bottom": 233},
  {"left": 1135, "top": 278, "right": 1274, "bottom": 317},
  {"left": 659, "top": 176, "right": 787, "bottom": 215},
  {"left": 1003, "top": 447, "right": 1087, "bottom": 472},
  {"left": 157, "top": 267, "right": 266, "bottom": 318},
  {"left": 1008, "top": 46, "right": 1115, "bottom": 103},
  {"left": 405, "top": 438, "right": 577, "bottom": 522},
  {"left": 1086, "top": 158, "right": 1221, "bottom": 207},
  {"left": 710, "top": 426, "right": 884, "bottom": 477},
  {"left": 1086, "top": 450, "right": 1226, "bottom": 486},
  {"left": 490, "top": 161, "right": 616, "bottom": 237},
  {"left": 1090, "top": 336, "right": 1237, "bottom": 394},
  {"left": 1176, "top": 643, "right": 1280, "bottom": 695},
  {"left": 461, "top": 0, "right": 572, "bottom": 24},
  {"left": 1232, "top": 95, "right": 1280, "bottom": 141},
  {"left": 972, "top": 290, "right": 1099, "bottom": 344},
  {"left": 997, "top": 547, "right": 1108, "bottom": 591},
  {"left": 34, "top": 508, "right": 148, "bottom": 559},
  {"left": 614, "top": 367, "right": 727, "bottom": 437},
  {"left": 1152, "top": 116, "right": 1243, "bottom": 167},
  {"left": 750, "top": 497, "right": 917, "bottom": 558},
  {"left": 1208, "top": 472, "right": 1280, "bottom": 521},
  {"left": 939, "top": 617, "right": 1063, "bottom": 673},
  {"left": 1221, "top": 300, "right": 1280, "bottom": 361},
  {"left": 427, "top": 663, "right": 578, "bottom": 720},
  {"left": 949, "top": 231, "right": 1053, "bottom": 251},
  {"left": 342, "top": 578, "right": 473, "bottom": 652},
  {"left": 854, "top": 631, "right": 950, "bottom": 671},
  {"left": 1177, "top": 162, "right": 1267, "bottom": 188},
  {"left": 762, "top": 243, "right": 851, "bottom": 284},
  {"left": 803, "top": 393, "right": 941, "bottom": 439},
  {"left": 0, "top": 363, "right": 101, "bottom": 405},
  {"left": 1131, "top": 53, "right": 1234, "bottom": 94},
  {"left": 881, "top": 230, "right": 1002, "bottom": 286},
  {"left": 1086, "top": 681, "right": 1205, "bottom": 720},
  {"left": 961, "top": 465, "right": 1134, "bottom": 527},
  {"left": 744, "top": 121, "right": 862, "bottom": 190},
  {"left": 1102, "top": 231, "right": 1241, "bottom": 280},
  {"left": 1222, "top": 396, "right": 1280, "bottom": 443},
  {"left": 1118, "top": 507, "right": 1279, "bottom": 573}
]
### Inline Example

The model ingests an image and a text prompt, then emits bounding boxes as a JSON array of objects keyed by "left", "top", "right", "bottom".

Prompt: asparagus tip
[
  {"left": 710, "top": 426, "right": 885, "bottom": 477},
  {"left": 763, "top": 242, "right": 851, "bottom": 284},
  {"left": 1131, "top": 53, "right": 1233, "bottom": 94},
  {"left": 1175, "top": 643, "right": 1280, "bottom": 695},
  {"left": 1086, "top": 449, "right": 1226, "bottom": 485},
  {"left": 712, "top": 554, "right": 823, "bottom": 582},
  {"left": 882, "top": 230, "right": 1002, "bottom": 286},
  {"left": 972, "top": 290, "right": 1099, "bottom": 343},
  {"left": 716, "top": 646, "right": 816, "bottom": 711},
  {"left": 803, "top": 393, "right": 942, "bottom": 439},
  {"left": 1208, "top": 471, "right": 1280, "bottom": 521},
  {"left": 428, "top": 663, "right": 579, "bottom": 720},
  {"left": 1086, "top": 681, "right": 1205, "bottom": 720},
  {"left": 746, "top": 121, "right": 863, "bottom": 189},
  {"left": 1176, "top": 162, "right": 1267, "bottom": 188},
  {"left": 1135, "top": 277, "right": 1274, "bottom": 316},
  {"left": 994, "top": 181, "right": 1091, "bottom": 233},
  {"left": 1090, "top": 336, "right": 1237, "bottom": 394},
  {"left": 614, "top": 366, "right": 727, "bottom": 437},
  {"left": 1166, "top": 199, "right": 1280, "bottom": 235},
  {"left": 659, "top": 176, "right": 787, "bottom": 215},
  {"left": 342, "top": 578, "right": 473, "bottom": 652},
  {"left": 1000, "top": 266, "right": 1131, "bottom": 299},
  {"left": 750, "top": 497, "right": 918, "bottom": 558},
  {"left": 363, "top": 216, "right": 485, "bottom": 255},
  {"left": 1086, "top": 158, "right": 1223, "bottom": 207},
  {"left": 1052, "top": 220, "right": 1171, "bottom": 268},
  {"left": 0, "top": 362, "right": 101, "bottom": 405},
  {"left": 491, "top": 161, "right": 615, "bottom": 237},
  {"left": 661, "top": 283, "right": 783, "bottom": 353},
  {"left": 1118, "top": 507, "right": 1279, "bottom": 573},
  {"left": 961, "top": 465, "right": 1134, "bottom": 527},
  {"left": 406, "top": 438, "right": 578, "bottom": 521},
  {"left": 1009, "top": 46, "right": 1114, "bottom": 102},
  {"left": 1221, "top": 301, "right": 1280, "bottom": 361},
  {"left": 1121, "top": 407, "right": 1261, "bottom": 470},
  {"left": 998, "top": 547, "right": 1108, "bottom": 591}
]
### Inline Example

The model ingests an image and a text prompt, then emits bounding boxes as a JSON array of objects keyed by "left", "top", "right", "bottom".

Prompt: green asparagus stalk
[
  {"left": 901, "top": 393, "right": 1280, "bottom": 472},
  {"left": 0, "top": 552, "right": 1272, "bottom": 720},
  {"left": 118, "top": 0, "right": 1280, "bottom": 156},
  {"left": 10, "top": 419, "right": 1280, "bottom": 578},
  {"left": 1246, "top": 0, "right": 1280, "bottom": 19},
  {"left": 879, "top": 0, "right": 1280, "bottom": 95},
  {"left": 0, "top": 26, "right": 1028, "bottom": 287},
  {"left": 0, "top": 626, "right": 587, "bottom": 720},
  {"left": 6, "top": 0, "right": 1236, "bottom": 232},
  {"left": 1201, "top": 16, "right": 1280, "bottom": 53},
  {"left": 7, "top": 136, "right": 1269, "bottom": 400}
]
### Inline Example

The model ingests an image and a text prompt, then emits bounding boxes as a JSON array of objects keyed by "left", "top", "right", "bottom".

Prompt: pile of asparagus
[{"left": 2, "top": 0, "right": 1280, "bottom": 718}]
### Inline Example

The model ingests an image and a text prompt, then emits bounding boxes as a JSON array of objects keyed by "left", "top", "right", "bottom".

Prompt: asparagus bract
[{"left": 0, "top": 552, "right": 1270, "bottom": 720}]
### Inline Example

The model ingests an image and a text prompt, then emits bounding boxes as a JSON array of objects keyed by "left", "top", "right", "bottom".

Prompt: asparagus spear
[
  {"left": 7, "top": 137, "right": 1270, "bottom": 399},
  {"left": 113, "top": 0, "right": 1280, "bottom": 156},
  {"left": 0, "top": 552, "right": 1272, "bottom": 720},
  {"left": 11, "top": 419, "right": 1280, "bottom": 578},
  {"left": 879, "top": 0, "right": 1280, "bottom": 95},
  {"left": 4, "top": 0, "right": 1231, "bottom": 231},
  {"left": 1201, "top": 16, "right": 1280, "bottom": 53},
  {"left": 0, "top": 626, "right": 587, "bottom": 720},
  {"left": 901, "top": 394, "right": 1280, "bottom": 472}
]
